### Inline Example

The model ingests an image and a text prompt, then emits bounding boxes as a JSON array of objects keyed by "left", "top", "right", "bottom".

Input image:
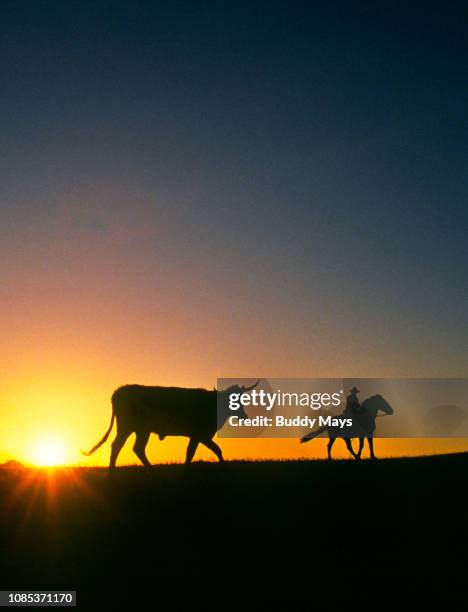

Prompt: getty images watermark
[
  {"left": 216, "top": 378, "right": 468, "bottom": 438},
  {"left": 228, "top": 387, "right": 349, "bottom": 429}
]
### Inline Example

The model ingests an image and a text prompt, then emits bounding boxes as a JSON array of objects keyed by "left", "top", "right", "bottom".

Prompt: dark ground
[{"left": 1, "top": 454, "right": 467, "bottom": 609}]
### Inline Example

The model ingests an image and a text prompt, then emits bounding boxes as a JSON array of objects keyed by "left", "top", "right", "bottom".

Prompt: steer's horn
[{"left": 243, "top": 379, "right": 261, "bottom": 392}]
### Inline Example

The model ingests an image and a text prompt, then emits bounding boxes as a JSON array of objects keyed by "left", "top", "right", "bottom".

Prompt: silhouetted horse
[{"left": 300, "top": 394, "right": 394, "bottom": 459}]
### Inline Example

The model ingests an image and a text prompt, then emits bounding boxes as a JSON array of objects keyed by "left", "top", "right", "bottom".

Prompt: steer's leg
[
  {"left": 133, "top": 431, "right": 152, "bottom": 470},
  {"left": 185, "top": 438, "right": 199, "bottom": 464},
  {"left": 202, "top": 438, "right": 224, "bottom": 462},
  {"left": 109, "top": 431, "right": 130, "bottom": 473}
]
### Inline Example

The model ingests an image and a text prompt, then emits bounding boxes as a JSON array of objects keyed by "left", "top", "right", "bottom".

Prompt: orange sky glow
[
  {"left": 1, "top": 364, "right": 466, "bottom": 466},
  {"left": 1, "top": 1, "right": 467, "bottom": 469}
]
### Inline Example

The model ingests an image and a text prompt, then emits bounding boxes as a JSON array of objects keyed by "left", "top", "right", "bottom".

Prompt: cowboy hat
[{"left": 349, "top": 386, "right": 360, "bottom": 393}]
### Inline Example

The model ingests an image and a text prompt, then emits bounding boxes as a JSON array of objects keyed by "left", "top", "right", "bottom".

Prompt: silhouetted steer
[{"left": 83, "top": 381, "right": 259, "bottom": 471}]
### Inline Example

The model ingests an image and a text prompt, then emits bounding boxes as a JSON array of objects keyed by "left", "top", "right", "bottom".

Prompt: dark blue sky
[{"left": 1, "top": 1, "right": 467, "bottom": 382}]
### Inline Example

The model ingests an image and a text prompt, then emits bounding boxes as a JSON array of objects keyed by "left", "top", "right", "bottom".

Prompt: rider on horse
[{"left": 345, "top": 386, "right": 363, "bottom": 415}]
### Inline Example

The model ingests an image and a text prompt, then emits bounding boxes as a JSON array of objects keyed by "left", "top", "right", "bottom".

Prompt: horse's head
[{"left": 362, "top": 394, "right": 394, "bottom": 417}]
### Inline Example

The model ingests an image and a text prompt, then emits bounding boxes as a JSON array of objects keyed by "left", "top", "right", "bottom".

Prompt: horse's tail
[
  {"left": 300, "top": 426, "right": 327, "bottom": 443},
  {"left": 81, "top": 408, "right": 115, "bottom": 456}
]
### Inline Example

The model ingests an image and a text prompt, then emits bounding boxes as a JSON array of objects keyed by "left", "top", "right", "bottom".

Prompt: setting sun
[{"left": 31, "top": 438, "right": 68, "bottom": 467}]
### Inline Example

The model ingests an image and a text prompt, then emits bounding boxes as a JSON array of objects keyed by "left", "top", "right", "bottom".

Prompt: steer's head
[{"left": 216, "top": 380, "right": 261, "bottom": 427}]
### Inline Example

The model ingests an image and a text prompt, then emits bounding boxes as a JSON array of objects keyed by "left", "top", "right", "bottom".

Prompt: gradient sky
[{"left": 1, "top": 1, "right": 467, "bottom": 465}]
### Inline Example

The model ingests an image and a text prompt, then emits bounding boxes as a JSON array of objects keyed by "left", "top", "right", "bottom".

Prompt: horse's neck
[{"left": 363, "top": 403, "right": 377, "bottom": 418}]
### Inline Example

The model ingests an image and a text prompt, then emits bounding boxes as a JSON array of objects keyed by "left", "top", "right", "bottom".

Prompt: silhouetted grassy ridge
[{"left": 0, "top": 454, "right": 466, "bottom": 607}]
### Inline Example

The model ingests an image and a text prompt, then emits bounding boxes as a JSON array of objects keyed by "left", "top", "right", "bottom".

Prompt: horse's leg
[
  {"left": 367, "top": 437, "right": 377, "bottom": 459},
  {"left": 327, "top": 437, "right": 336, "bottom": 459},
  {"left": 344, "top": 437, "right": 358, "bottom": 459},
  {"left": 356, "top": 437, "right": 364, "bottom": 459}
]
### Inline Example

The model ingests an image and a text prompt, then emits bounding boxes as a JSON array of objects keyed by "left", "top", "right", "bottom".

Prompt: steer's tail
[
  {"left": 81, "top": 408, "right": 115, "bottom": 456},
  {"left": 300, "top": 425, "right": 327, "bottom": 443}
]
